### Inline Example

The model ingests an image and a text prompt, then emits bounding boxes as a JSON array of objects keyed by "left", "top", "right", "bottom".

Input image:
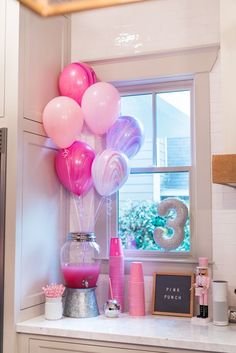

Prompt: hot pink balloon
[
  {"left": 55, "top": 141, "right": 95, "bottom": 196},
  {"left": 59, "top": 62, "right": 97, "bottom": 105},
  {"left": 92, "top": 149, "right": 129, "bottom": 197},
  {"left": 43, "top": 96, "right": 84, "bottom": 149},
  {"left": 81, "top": 82, "right": 121, "bottom": 135}
]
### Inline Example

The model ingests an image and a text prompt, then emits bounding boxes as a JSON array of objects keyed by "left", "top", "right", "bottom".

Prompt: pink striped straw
[{"left": 109, "top": 277, "right": 114, "bottom": 300}]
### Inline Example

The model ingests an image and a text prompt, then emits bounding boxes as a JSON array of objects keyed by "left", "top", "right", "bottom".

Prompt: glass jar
[{"left": 61, "top": 232, "right": 100, "bottom": 289}]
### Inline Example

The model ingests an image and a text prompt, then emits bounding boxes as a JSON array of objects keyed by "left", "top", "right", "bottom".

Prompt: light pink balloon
[
  {"left": 42, "top": 96, "right": 84, "bottom": 148},
  {"left": 55, "top": 141, "right": 95, "bottom": 196},
  {"left": 81, "top": 82, "right": 121, "bottom": 135},
  {"left": 92, "top": 149, "right": 130, "bottom": 197}
]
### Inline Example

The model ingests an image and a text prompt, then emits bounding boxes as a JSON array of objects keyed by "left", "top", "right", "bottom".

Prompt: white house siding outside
[{"left": 119, "top": 96, "right": 190, "bottom": 213}]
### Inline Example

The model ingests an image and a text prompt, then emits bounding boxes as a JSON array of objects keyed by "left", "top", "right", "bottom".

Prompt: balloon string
[
  {"left": 87, "top": 189, "right": 94, "bottom": 231},
  {"left": 109, "top": 277, "right": 113, "bottom": 300},
  {"left": 65, "top": 155, "right": 81, "bottom": 231},
  {"left": 106, "top": 197, "right": 112, "bottom": 238},
  {"left": 77, "top": 195, "right": 84, "bottom": 231},
  {"left": 93, "top": 196, "right": 105, "bottom": 229}
]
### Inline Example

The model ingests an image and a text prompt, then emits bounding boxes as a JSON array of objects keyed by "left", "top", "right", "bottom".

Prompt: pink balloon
[
  {"left": 81, "top": 82, "right": 121, "bottom": 135},
  {"left": 55, "top": 141, "right": 95, "bottom": 196},
  {"left": 42, "top": 96, "right": 84, "bottom": 149},
  {"left": 92, "top": 149, "right": 129, "bottom": 197},
  {"left": 59, "top": 62, "right": 97, "bottom": 105}
]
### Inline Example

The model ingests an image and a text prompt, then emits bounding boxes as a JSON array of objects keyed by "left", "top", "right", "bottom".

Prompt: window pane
[
  {"left": 156, "top": 91, "right": 191, "bottom": 167},
  {"left": 118, "top": 172, "right": 190, "bottom": 252},
  {"left": 120, "top": 94, "right": 153, "bottom": 168}
]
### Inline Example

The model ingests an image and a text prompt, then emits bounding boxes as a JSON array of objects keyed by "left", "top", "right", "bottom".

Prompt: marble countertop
[{"left": 16, "top": 314, "right": 236, "bottom": 352}]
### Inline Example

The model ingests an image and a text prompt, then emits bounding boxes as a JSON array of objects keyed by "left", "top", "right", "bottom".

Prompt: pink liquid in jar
[{"left": 62, "top": 263, "right": 100, "bottom": 288}]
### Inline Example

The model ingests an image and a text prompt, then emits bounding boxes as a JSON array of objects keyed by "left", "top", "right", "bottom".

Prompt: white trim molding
[
  {"left": 87, "top": 45, "right": 219, "bottom": 83},
  {"left": 90, "top": 46, "right": 218, "bottom": 268}
]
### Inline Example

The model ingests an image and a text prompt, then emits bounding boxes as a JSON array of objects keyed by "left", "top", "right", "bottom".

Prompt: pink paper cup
[
  {"left": 129, "top": 304, "right": 145, "bottom": 316},
  {"left": 130, "top": 262, "right": 144, "bottom": 283},
  {"left": 128, "top": 280, "right": 145, "bottom": 316},
  {"left": 109, "top": 237, "right": 123, "bottom": 256},
  {"left": 128, "top": 282, "right": 145, "bottom": 297},
  {"left": 129, "top": 296, "right": 145, "bottom": 316},
  {"left": 109, "top": 277, "right": 124, "bottom": 287},
  {"left": 109, "top": 258, "right": 124, "bottom": 276}
]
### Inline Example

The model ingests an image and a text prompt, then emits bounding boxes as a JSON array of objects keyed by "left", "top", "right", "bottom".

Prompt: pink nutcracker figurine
[{"left": 194, "top": 257, "right": 210, "bottom": 319}]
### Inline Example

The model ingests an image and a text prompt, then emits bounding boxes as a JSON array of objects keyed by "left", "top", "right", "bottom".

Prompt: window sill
[{"left": 101, "top": 256, "right": 213, "bottom": 265}]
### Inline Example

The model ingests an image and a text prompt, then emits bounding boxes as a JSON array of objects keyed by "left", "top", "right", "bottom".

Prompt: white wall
[
  {"left": 71, "top": 0, "right": 219, "bottom": 61},
  {"left": 71, "top": 0, "right": 236, "bottom": 308},
  {"left": 210, "top": 0, "right": 236, "bottom": 305},
  {"left": 220, "top": 0, "right": 236, "bottom": 153}
]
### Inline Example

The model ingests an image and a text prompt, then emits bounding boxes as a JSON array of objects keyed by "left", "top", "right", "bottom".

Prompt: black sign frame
[{"left": 152, "top": 272, "right": 194, "bottom": 317}]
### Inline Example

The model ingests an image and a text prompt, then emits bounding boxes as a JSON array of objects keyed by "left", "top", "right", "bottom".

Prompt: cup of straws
[{"left": 42, "top": 283, "right": 65, "bottom": 320}]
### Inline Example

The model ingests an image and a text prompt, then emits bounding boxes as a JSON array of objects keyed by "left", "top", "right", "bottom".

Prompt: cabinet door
[
  {"left": 22, "top": 336, "right": 211, "bottom": 353},
  {"left": 29, "top": 339, "right": 166, "bottom": 353},
  {"left": 0, "top": 0, "right": 6, "bottom": 118},
  {"left": 20, "top": 132, "right": 68, "bottom": 309},
  {"left": 22, "top": 7, "right": 69, "bottom": 123}
]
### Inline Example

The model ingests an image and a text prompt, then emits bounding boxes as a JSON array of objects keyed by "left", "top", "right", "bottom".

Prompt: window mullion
[
  {"left": 131, "top": 166, "right": 191, "bottom": 174},
  {"left": 152, "top": 92, "right": 157, "bottom": 166}
]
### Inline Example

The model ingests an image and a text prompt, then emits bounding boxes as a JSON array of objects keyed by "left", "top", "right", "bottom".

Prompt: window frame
[
  {"left": 117, "top": 79, "right": 193, "bottom": 258},
  {"left": 92, "top": 46, "right": 217, "bottom": 265}
]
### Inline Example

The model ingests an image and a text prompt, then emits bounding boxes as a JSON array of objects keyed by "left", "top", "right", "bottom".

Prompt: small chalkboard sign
[{"left": 152, "top": 272, "right": 194, "bottom": 317}]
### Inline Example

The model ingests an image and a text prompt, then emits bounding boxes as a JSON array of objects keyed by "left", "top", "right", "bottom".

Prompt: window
[
  {"left": 118, "top": 82, "right": 192, "bottom": 254},
  {"left": 93, "top": 47, "right": 215, "bottom": 263}
]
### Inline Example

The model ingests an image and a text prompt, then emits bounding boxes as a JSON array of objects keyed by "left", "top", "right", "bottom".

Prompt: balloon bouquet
[{"left": 42, "top": 62, "right": 144, "bottom": 232}]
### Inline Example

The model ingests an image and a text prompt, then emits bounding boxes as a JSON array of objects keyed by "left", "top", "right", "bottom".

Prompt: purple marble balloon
[
  {"left": 106, "top": 116, "right": 144, "bottom": 159},
  {"left": 92, "top": 149, "right": 130, "bottom": 197}
]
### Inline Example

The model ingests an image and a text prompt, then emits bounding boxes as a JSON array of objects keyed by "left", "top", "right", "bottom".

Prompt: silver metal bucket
[{"left": 63, "top": 287, "right": 99, "bottom": 318}]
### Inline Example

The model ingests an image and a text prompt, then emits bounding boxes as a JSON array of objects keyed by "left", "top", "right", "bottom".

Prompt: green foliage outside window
[{"left": 118, "top": 200, "right": 190, "bottom": 252}]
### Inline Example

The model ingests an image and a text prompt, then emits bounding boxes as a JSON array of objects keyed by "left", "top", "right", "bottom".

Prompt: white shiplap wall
[
  {"left": 210, "top": 55, "right": 236, "bottom": 306},
  {"left": 71, "top": 0, "right": 219, "bottom": 62}
]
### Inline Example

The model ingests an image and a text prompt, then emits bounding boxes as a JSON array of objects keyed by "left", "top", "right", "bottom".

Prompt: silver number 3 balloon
[{"left": 153, "top": 198, "right": 188, "bottom": 251}]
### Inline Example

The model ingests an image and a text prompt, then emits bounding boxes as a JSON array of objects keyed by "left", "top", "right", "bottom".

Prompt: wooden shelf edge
[
  {"left": 18, "top": 0, "right": 148, "bottom": 17},
  {"left": 212, "top": 154, "right": 236, "bottom": 186}
]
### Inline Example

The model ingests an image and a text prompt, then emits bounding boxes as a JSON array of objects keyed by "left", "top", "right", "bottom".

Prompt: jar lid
[{"left": 68, "top": 232, "right": 96, "bottom": 242}]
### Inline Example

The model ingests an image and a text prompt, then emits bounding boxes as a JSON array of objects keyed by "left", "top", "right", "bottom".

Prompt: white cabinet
[
  {"left": 0, "top": 0, "right": 6, "bottom": 118},
  {"left": 22, "top": 8, "right": 70, "bottom": 123},
  {"left": 17, "top": 7, "right": 70, "bottom": 312},
  {"left": 15, "top": 6, "right": 70, "bottom": 313},
  {"left": 18, "top": 334, "right": 211, "bottom": 353},
  {"left": 1, "top": 3, "right": 70, "bottom": 353},
  {"left": 20, "top": 132, "right": 68, "bottom": 309},
  {"left": 29, "top": 340, "right": 156, "bottom": 353}
]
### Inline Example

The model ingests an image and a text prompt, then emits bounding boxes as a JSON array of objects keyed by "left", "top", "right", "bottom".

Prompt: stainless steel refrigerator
[{"left": 0, "top": 128, "right": 7, "bottom": 353}]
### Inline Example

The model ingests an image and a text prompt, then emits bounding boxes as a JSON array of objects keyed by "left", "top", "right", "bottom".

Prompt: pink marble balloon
[
  {"left": 55, "top": 141, "right": 95, "bottom": 196},
  {"left": 92, "top": 149, "right": 130, "bottom": 197},
  {"left": 59, "top": 62, "right": 97, "bottom": 105},
  {"left": 106, "top": 116, "right": 144, "bottom": 158}
]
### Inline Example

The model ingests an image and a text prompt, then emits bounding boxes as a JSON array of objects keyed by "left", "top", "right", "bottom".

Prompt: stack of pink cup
[
  {"left": 108, "top": 237, "right": 124, "bottom": 311},
  {"left": 128, "top": 262, "right": 145, "bottom": 316}
]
